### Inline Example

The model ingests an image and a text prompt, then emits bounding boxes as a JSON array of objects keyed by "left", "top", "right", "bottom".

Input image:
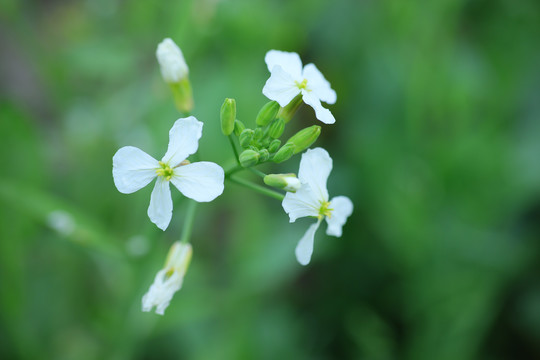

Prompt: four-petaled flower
[
  {"left": 282, "top": 147, "right": 353, "bottom": 265},
  {"left": 142, "top": 242, "right": 192, "bottom": 315},
  {"left": 113, "top": 116, "right": 224, "bottom": 230},
  {"left": 262, "top": 50, "right": 337, "bottom": 124}
]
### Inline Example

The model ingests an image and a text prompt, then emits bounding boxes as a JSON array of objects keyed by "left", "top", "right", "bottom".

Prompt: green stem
[
  {"left": 225, "top": 164, "right": 244, "bottom": 177},
  {"left": 228, "top": 135, "right": 241, "bottom": 165},
  {"left": 228, "top": 176, "right": 284, "bottom": 201},
  {"left": 180, "top": 200, "right": 197, "bottom": 244},
  {"left": 248, "top": 167, "right": 266, "bottom": 178}
]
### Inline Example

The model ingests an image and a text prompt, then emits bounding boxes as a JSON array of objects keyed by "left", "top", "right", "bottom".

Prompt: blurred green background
[{"left": 1, "top": 0, "right": 540, "bottom": 359}]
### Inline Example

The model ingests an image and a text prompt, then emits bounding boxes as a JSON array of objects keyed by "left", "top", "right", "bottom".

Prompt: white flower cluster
[
  {"left": 262, "top": 50, "right": 353, "bottom": 265},
  {"left": 112, "top": 40, "right": 353, "bottom": 315}
]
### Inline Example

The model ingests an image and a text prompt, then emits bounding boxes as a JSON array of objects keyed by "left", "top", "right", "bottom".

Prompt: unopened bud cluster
[{"left": 220, "top": 99, "right": 321, "bottom": 168}]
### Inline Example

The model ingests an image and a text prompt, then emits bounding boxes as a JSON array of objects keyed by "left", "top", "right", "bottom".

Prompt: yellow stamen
[
  {"left": 295, "top": 79, "right": 308, "bottom": 90},
  {"left": 156, "top": 161, "right": 174, "bottom": 181},
  {"left": 174, "top": 159, "right": 191, "bottom": 168},
  {"left": 318, "top": 201, "right": 333, "bottom": 219}
]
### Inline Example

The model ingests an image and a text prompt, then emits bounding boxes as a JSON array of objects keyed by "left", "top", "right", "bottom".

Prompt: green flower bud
[
  {"left": 239, "top": 129, "right": 254, "bottom": 148},
  {"left": 279, "top": 94, "right": 303, "bottom": 123},
  {"left": 169, "top": 79, "right": 194, "bottom": 114},
  {"left": 254, "top": 127, "right": 264, "bottom": 141},
  {"left": 258, "top": 149, "right": 270, "bottom": 162},
  {"left": 268, "top": 118, "right": 285, "bottom": 139},
  {"left": 264, "top": 173, "right": 301, "bottom": 192},
  {"left": 256, "top": 101, "right": 280, "bottom": 127},
  {"left": 234, "top": 119, "right": 246, "bottom": 136},
  {"left": 261, "top": 137, "right": 271, "bottom": 148},
  {"left": 268, "top": 139, "right": 281, "bottom": 153},
  {"left": 239, "top": 149, "right": 259, "bottom": 167},
  {"left": 220, "top": 98, "right": 236, "bottom": 136},
  {"left": 272, "top": 143, "right": 295, "bottom": 163},
  {"left": 286, "top": 125, "right": 321, "bottom": 154},
  {"left": 157, "top": 39, "right": 194, "bottom": 114}
]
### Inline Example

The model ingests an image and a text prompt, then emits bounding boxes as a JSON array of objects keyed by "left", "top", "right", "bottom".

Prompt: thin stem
[
  {"left": 248, "top": 167, "right": 266, "bottom": 178},
  {"left": 228, "top": 176, "right": 284, "bottom": 201},
  {"left": 180, "top": 200, "right": 197, "bottom": 244},
  {"left": 228, "top": 135, "right": 241, "bottom": 165},
  {"left": 225, "top": 164, "right": 244, "bottom": 177}
]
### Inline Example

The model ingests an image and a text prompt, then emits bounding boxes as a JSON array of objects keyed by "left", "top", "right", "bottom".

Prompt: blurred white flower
[
  {"left": 142, "top": 242, "right": 192, "bottom": 315},
  {"left": 47, "top": 210, "right": 76, "bottom": 236},
  {"left": 156, "top": 38, "right": 189, "bottom": 83},
  {"left": 113, "top": 116, "right": 224, "bottom": 230},
  {"left": 282, "top": 148, "right": 353, "bottom": 265},
  {"left": 125, "top": 235, "right": 150, "bottom": 257},
  {"left": 262, "top": 50, "right": 337, "bottom": 124}
]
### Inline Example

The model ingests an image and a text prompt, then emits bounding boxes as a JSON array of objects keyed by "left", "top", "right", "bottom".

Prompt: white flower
[
  {"left": 262, "top": 50, "right": 337, "bottom": 124},
  {"left": 282, "top": 148, "right": 353, "bottom": 265},
  {"left": 156, "top": 38, "right": 189, "bottom": 83},
  {"left": 142, "top": 242, "right": 192, "bottom": 315},
  {"left": 112, "top": 116, "right": 224, "bottom": 230}
]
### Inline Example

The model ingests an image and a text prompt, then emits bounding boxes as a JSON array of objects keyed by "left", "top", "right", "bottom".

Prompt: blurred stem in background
[{"left": 179, "top": 200, "right": 197, "bottom": 245}]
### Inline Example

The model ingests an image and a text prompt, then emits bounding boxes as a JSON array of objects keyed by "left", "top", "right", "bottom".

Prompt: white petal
[
  {"left": 142, "top": 269, "right": 183, "bottom": 315},
  {"left": 162, "top": 116, "right": 203, "bottom": 166},
  {"left": 282, "top": 184, "right": 320, "bottom": 222},
  {"left": 265, "top": 50, "right": 303, "bottom": 79},
  {"left": 262, "top": 65, "right": 301, "bottom": 107},
  {"left": 298, "top": 147, "right": 332, "bottom": 202},
  {"left": 170, "top": 162, "right": 224, "bottom": 202},
  {"left": 147, "top": 177, "right": 173, "bottom": 230},
  {"left": 303, "top": 63, "right": 337, "bottom": 104},
  {"left": 112, "top": 146, "right": 158, "bottom": 194},
  {"left": 295, "top": 221, "right": 321, "bottom": 266},
  {"left": 302, "top": 90, "right": 336, "bottom": 124},
  {"left": 325, "top": 196, "right": 353, "bottom": 237},
  {"left": 156, "top": 38, "right": 189, "bottom": 83}
]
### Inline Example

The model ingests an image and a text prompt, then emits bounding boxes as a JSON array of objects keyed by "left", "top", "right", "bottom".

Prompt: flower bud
[
  {"left": 156, "top": 39, "right": 193, "bottom": 113},
  {"left": 286, "top": 125, "right": 321, "bottom": 154},
  {"left": 268, "top": 118, "right": 285, "bottom": 139},
  {"left": 256, "top": 101, "right": 280, "bottom": 127},
  {"left": 272, "top": 143, "right": 295, "bottom": 163},
  {"left": 169, "top": 79, "right": 194, "bottom": 113},
  {"left": 234, "top": 119, "right": 246, "bottom": 136},
  {"left": 220, "top": 98, "right": 236, "bottom": 136},
  {"left": 279, "top": 94, "right": 303, "bottom": 123},
  {"left": 239, "top": 149, "right": 260, "bottom": 167},
  {"left": 258, "top": 149, "right": 270, "bottom": 162},
  {"left": 156, "top": 38, "right": 189, "bottom": 83},
  {"left": 264, "top": 173, "right": 301, "bottom": 192},
  {"left": 254, "top": 127, "right": 264, "bottom": 141},
  {"left": 268, "top": 139, "right": 281, "bottom": 153},
  {"left": 239, "top": 129, "right": 254, "bottom": 148}
]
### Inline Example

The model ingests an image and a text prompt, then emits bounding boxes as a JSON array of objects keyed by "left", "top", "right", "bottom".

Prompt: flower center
[
  {"left": 295, "top": 79, "right": 308, "bottom": 90},
  {"left": 318, "top": 201, "right": 333, "bottom": 219},
  {"left": 156, "top": 161, "right": 174, "bottom": 181},
  {"left": 165, "top": 267, "right": 175, "bottom": 278}
]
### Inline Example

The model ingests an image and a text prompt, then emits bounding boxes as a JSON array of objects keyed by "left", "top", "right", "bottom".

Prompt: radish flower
[
  {"left": 142, "top": 242, "right": 192, "bottom": 315},
  {"left": 113, "top": 116, "right": 224, "bottom": 230},
  {"left": 282, "top": 148, "right": 353, "bottom": 265},
  {"left": 262, "top": 50, "right": 337, "bottom": 124},
  {"left": 156, "top": 38, "right": 188, "bottom": 83}
]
